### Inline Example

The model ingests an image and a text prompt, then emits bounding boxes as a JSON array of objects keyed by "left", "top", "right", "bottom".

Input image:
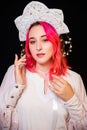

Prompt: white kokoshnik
[{"left": 14, "top": 1, "right": 69, "bottom": 41}]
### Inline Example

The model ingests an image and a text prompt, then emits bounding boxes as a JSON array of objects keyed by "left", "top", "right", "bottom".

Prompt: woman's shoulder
[
  {"left": 2, "top": 64, "right": 15, "bottom": 80},
  {"left": 66, "top": 69, "right": 82, "bottom": 79},
  {"left": 6, "top": 64, "right": 15, "bottom": 74},
  {"left": 67, "top": 69, "right": 80, "bottom": 75},
  {"left": 7, "top": 64, "right": 14, "bottom": 70}
]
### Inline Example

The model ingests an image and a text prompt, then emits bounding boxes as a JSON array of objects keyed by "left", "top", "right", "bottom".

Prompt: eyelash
[
  {"left": 43, "top": 39, "right": 48, "bottom": 42},
  {"left": 30, "top": 41, "right": 35, "bottom": 44}
]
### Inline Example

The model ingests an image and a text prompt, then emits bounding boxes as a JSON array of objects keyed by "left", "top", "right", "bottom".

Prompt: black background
[{"left": 0, "top": 0, "right": 87, "bottom": 91}]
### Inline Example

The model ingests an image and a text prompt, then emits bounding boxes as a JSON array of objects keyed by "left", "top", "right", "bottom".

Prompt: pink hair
[{"left": 25, "top": 21, "right": 70, "bottom": 79}]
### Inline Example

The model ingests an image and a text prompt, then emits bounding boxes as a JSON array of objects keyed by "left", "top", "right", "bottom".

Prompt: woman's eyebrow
[{"left": 29, "top": 35, "right": 46, "bottom": 40}]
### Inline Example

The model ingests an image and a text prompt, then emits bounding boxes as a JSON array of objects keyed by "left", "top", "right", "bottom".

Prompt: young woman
[{"left": 0, "top": 1, "right": 87, "bottom": 130}]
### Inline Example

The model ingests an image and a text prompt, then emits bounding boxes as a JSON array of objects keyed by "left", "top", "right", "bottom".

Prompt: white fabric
[
  {"left": 14, "top": 1, "right": 69, "bottom": 41},
  {"left": 0, "top": 65, "right": 87, "bottom": 130}
]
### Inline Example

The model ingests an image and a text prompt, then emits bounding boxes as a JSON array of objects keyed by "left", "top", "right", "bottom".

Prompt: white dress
[{"left": 0, "top": 65, "right": 87, "bottom": 130}]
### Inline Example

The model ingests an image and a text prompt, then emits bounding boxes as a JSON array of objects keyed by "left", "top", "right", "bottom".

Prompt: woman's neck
[
  {"left": 36, "top": 64, "right": 51, "bottom": 73},
  {"left": 36, "top": 63, "right": 52, "bottom": 78}
]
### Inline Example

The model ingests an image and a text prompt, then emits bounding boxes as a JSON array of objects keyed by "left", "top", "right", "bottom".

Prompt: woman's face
[{"left": 28, "top": 25, "right": 53, "bottom": 66}]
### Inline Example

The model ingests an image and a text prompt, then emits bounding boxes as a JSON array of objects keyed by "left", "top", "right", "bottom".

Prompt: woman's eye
[
  {"left": 43, "top": 38, "right": 48, "bottom": 42},
  {"left": 30, "top": 41, "right": 35, "bottom": 44}
]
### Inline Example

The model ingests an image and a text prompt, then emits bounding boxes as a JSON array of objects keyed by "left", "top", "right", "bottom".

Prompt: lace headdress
[{"left": 14, "top": 1, "right": 69, "bottom": 41}]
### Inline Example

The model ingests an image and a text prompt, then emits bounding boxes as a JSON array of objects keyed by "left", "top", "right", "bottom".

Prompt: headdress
[{"left": 14, "top": 1, "right": 72, "bottom": 56}]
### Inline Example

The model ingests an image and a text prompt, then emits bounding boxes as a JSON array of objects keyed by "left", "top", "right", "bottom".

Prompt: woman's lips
[{"left": 37, "top": 53, "right": 45, "bottom": 58}]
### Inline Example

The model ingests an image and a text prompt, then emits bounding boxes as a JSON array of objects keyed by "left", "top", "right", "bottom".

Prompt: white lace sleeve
[
  {"left": 0, "top": 65, "right": 25, "bottom": 130},
  {"left": 64, "top": 75, "right": 87, "bottom": 130}
]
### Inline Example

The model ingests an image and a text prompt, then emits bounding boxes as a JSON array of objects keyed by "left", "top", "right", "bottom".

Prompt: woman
[{"left": 0, "top": 1, "right": 87, "bottom": 130}]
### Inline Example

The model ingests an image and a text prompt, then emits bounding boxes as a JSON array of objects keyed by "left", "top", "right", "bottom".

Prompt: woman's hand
[
  {"left": 49, "top": 75, "right": 74, "bottom": 101},
  {"left": 14, "top": 54, "right": 26, "bottom": 86}
]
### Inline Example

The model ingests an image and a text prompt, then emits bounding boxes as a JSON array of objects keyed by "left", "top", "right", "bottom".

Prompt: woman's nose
[{"left": 36, "top": 42, "right": 42, "bottom": 51}]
